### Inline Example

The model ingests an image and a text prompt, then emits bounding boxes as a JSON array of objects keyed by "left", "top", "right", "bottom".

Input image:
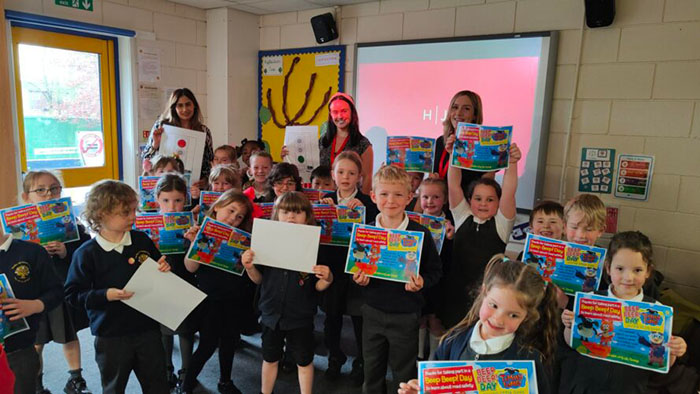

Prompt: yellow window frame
[{"left": 11, "top": 26, "right": 119, "bottom": 187}]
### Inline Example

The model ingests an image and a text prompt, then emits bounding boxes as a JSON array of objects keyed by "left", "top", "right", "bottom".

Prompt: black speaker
[
  {"left": 585, "top": 0, "right": 615, "bottom": 28},
  {"left": 310, "top": 13, "right": 338, "bottom": 44}
]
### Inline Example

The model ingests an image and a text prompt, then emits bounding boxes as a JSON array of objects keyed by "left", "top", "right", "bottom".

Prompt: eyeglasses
[
  {"left": 273, "top": 180, "right": 296, "bottom": 187},
  {"left": 28, "top": 186, "right": 62, "bottom": 196}
]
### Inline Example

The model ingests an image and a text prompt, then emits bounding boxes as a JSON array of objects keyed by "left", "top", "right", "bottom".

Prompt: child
[
  {"left": 191, "top": 164, "right": 240, "bottom": 209},
  {"left": 560, "top": 231, "right": 687, "bottom": 393},
  {"left": 180, "top": 190, "right": 254, "bottom": 394},
  {"left": 241, "top": 191, "right": 333, "bottom": 394},
  {"left": 21, "top": 171, "right": 92, "bottom": 394},
  {"left": 519, "top": 200, "right": 568, "bottom": 309},
  {"left": 213, "top": 145, "right": 238, "bottom": 169},
  {"left": 415, "top": 178, "right": 455, "bottom": 362},
  {"left": 353, "top": 165, "right": 442, "bottom": 394},
  {"left": 0, "top": 216, "right": 62, "bottom": 394},
  {"left": 310, "top": 165, "right": 335, "bottom": 191},
  {"left": 398, "top": 255, "right": 560, "bottom": 394},
  {"left": 563, "top": 193, "right": 606, "bottom": 247},
  {"left": 144, "top": 155, "right": 185, "bottom": 176},
  {"left": 64, "top": 180, "right": 171, "bottom": 393},
  {"left": 237, "top": 138, "right": 264, "bottom": 176},
  {"left": 318, "top": 151, "right": 378, "bottom": 384},
  {"left": 406, "top": 171, "right": 424, "bottom": 212},
  {"left": 438, "top": 141, "right": 521, "bottom": 330},
  {"left": 257, "top": 162, "right": 303, "bottom": 203},
  {"left": 153, "top": 174, "right": 197, "bottom": 389},
  {"left": 242, "top": 151, "right": 273, "bottom": 200}
]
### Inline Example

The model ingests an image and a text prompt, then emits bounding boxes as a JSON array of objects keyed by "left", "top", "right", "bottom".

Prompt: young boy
[
  {"left": 353, "top": 165, "right": 442, "bottom": 394},
  {"left": 310, "top": 165, "right": 335, "bottom": 191},
  {"left": 212, "top": 145, "right": 238, "bottom": 169},
  {"left": 0, "top": 235, "right": 62, "bottom": 394},
  {"left": 406, "top": 172, "right": 423, "bottom": 212},
  {"left": 64, "top": 180, "right": 171, "bottom": 394},
  {"left": 563, "top": 194, "right": 606, "bottom": 247}
]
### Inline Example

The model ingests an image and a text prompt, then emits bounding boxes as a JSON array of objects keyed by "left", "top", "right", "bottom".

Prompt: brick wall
[{"left": 260, "top": 0, "right": 700, "bottom": 302}]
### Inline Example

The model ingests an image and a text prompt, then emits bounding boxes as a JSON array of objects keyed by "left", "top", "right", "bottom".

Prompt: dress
[{"left": 142, "top": 120, "right": 214, "bottom": 181}]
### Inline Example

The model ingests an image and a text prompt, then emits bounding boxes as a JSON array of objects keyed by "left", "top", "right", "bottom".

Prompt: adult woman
[
  {"left": 142, "top": 88, "right": 214, "bottom": 182},
  {"left": 283, "top": 92, "right": 373, "bottom": 194},
  {"left": 434, "top": 90, "right": 494, "bottom": 195}
]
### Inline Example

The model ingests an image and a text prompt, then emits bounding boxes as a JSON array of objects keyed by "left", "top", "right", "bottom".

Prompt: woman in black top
[{"left": 142, "top": 88, "right": 214, "bottom": 183}]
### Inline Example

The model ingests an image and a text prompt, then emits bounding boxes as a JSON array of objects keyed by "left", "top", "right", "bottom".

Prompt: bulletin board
[{"left": 258, "top": 46, "right": 345, "bottom": 160}]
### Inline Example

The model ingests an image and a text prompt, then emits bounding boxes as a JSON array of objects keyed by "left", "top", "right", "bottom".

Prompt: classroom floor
[{"left": 41, "top": 314, "right": 386, "bottom": 394}]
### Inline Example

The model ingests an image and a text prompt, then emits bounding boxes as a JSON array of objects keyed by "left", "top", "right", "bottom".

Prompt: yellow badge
[{"left": 11, "top": 261, "right": 31, "bottom": 283}]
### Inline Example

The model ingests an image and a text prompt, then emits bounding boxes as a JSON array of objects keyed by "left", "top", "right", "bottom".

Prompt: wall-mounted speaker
[
  {"left": 585, "top": 0, "right": 615, "bottom": 28},
  {"left": 310, "top": 13, "right": 338, "bottom": 44}
]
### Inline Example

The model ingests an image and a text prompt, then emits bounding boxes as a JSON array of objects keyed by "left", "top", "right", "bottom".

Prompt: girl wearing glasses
[
  {"left": 21, "top": 171, "right": 92, "bottom": 394},
  {"left": 259, "top": 163, "right": 303, "bottom": 203}
]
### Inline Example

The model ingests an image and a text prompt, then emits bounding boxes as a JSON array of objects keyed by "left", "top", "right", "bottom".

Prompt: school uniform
[
  {"left": 0, "top": 237, "right": 62, "bottom": 394},
  {"left": 438, "top": 199, "right": 515, "bottom": 330},
  {"left": 182, "top": 258, "right": 247, "bottom": 391},
  {"left": 422, "top": 209, "right": 454, "bottom": 317},
  {"left": 435, "top": 323, "right": 552, "bottom": 394},
  {"left": 258, "top": 262, "right": 323, "bottom": 367},
  {"left": 361, "top": 214, "right": 442, "bottom": 394},
  {"left": 558, "top": 289, "right": 658, "bottom": 394},
  {"left": 319, "top": 189, "right": 378, "bottom": 367},
  {"left": 64, "top": 230, "right": 168, "bottom": 394},
  {"left": 36, "top": 224, "right": 91, "bottom": 346}
]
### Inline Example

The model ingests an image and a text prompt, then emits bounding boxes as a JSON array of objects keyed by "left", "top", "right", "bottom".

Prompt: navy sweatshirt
[
  {"left": 64, "top": 230, "right": 162, "bottom": 337},
  {"left": 0, "top": 239, "right": 62, "bottom": 352}
]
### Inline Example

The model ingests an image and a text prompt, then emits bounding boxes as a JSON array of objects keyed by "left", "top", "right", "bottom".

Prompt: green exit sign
[{"left": 55, "top": 0, "right": 93, "bottom": 11}]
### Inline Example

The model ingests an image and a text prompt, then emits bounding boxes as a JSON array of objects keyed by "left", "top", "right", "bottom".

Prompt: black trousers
[
  {"left": 6, "top": 346, "right": 40, "bottom": 394},
  {"left": 94, "top": 329, "right": 169, "bottom": 394},
  {"left": 361, "top": 304, "right": 419, "bottom": 394}
]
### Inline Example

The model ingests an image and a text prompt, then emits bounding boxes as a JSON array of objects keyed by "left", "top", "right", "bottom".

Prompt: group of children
[{"left": 0, "top": 131, "right": 690, "bottom": 394}]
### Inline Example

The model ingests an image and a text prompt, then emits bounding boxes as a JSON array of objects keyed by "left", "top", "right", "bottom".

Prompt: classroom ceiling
[{"left": 169, "top": 0, "right": 372, "bottom": 15}]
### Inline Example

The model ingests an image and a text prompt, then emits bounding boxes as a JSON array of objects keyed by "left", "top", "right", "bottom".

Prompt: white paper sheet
[
  {"left": 283, "top": 126, "right": 320, "bottom": 183},
  {"left": 122, "top": 258, "right": 207, "bottom": 331},
  {"left": 160, "top": 124, "right": 207, "bottom": 180},
  {"left": 250, "top": 219, "right": 320, "bottom": 273}
]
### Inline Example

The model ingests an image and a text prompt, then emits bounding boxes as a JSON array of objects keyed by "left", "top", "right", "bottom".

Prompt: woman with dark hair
[
  {"left": 283, "top": 92, "right": 374, "bottom": 194},
  {"left": 433, "top": 90, "right": 494, "bottom": 196},
  {"left": 142, "top": 88, "right": 214, "bottom": 182}
]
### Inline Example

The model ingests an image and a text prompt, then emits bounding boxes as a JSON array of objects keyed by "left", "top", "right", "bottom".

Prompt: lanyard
[
  {"left": 330, "top": 134, "right": 349, "bottom": 167},
  {"left": 438, "top": 149, "right": 450, "bottom": 178}
]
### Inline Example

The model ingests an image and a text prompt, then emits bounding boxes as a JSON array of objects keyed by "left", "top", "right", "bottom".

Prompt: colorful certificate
[
  {"left": 0, "top": 274, "right": 30, "bottom": 343},
  {"left": 185, "top": 217, "right": 251, "bottom": 276},
  {"left": 199, "top": 191, "right": 222, "bottom": 223},
  {"left": 0, "top": 197, "right": 80, "bottom": 245},
  {"left": 259, "top": 203, "right": 274, "bottom": 219},
  {"left": 418, "top": 360, "right": 538, "bottom": 394},
  {"left": 579, "top": 148, "right": 615, "bottom": 194},
  {"left": 386, "top": 136, "right": 436, "bottom": 173},
  {"left": 313, "top": 204, "right": 365, "bottom": 246},
  {"left": 571, "top": 292, "right": 674, "bottom": 373},
  {"left": 614, "top": 154, "right": 655, "bottom": 201},
  {"left": 451, "top": 123, "right": 512, "bottom": 172},
  {"left": 302, "top": 188, "right": 334, "bottom": 203},
  {"left": 138, "top": 176, "right": 160, "bottom": 212},
  {"left": 406, "top": 211, "right": 447, "bottom": 253},
  {"left": 522, "top": 233, "right": 606, "bottom": 295},
  {"left": 134, "top": 212, "right": 193, "bottom": 254},
  {"left": 345, "top": 223, "right": 424, "bottom": 283}
]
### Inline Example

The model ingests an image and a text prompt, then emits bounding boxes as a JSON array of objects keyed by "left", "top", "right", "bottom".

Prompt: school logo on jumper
[
  {"left": 134, "top": 250, "right": 151, "bottom": 264},
  {"left": 11, "top": 261, "right": 31, "bottom": 283}
]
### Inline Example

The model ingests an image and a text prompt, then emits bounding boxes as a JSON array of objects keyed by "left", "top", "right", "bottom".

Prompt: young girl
[
  {"left": 144, "top": 155, "right": 185, "bottom": 177},
  {"left": 241, "top": 191, "right": 333, "bottom": 394},
  {"left": 318, "top": 151, "right": 378, "bottom": 384},
  {"left": 64, "top": 180, "right": 171, "bottom": 393},
  {"left": 153, "top": 174, "right": 197, "bottom": 389},
  {"left": 258, "top": 162, "right": 303, "bottom": 203},
  {"left": 191, "top": 165, "right": 240, "bottom": 214},
  {"left": 437, "top": 141, "right": 521, "bottom": 330},
  {"left": 180, "top": 190, "right": 254, "bottom": 394},
  {"left": 237, "top": 138, "right": 264, "bottom": 180},
  {"left": 559, "top": 231, "right": 687, "bottom": 393},
  {"left": 398, "top": 255, "right": 560, "bottom": 394},
  {"left": 21, "top": 171, "right": 92, "bottom": 394},
  {"left": 415, "top": 178, "right": 455, "bottom": 362},
  {"left": 242, "top": 151, "right": 273, "bottom": 201}
]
